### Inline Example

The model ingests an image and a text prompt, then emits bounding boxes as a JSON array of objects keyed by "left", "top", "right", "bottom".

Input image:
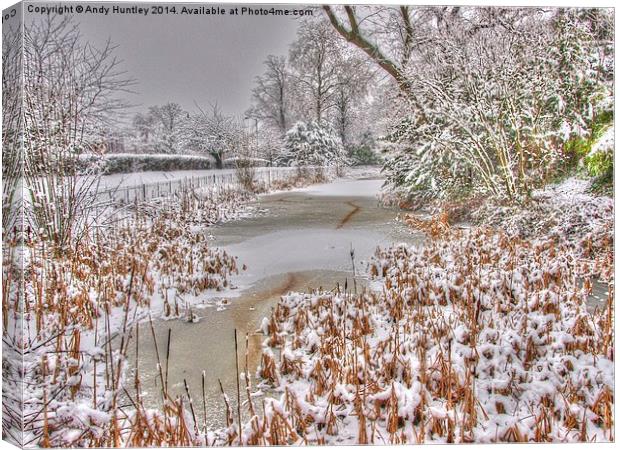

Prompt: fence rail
[{"left": 97, "top": 166, "right": 329, "bottom": 204}]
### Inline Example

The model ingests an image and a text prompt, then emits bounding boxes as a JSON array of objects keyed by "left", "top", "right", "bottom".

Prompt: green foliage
[
  {"left": 586, "top": 148, "right": 613, "bottom": 178},
  {"left": 563, "top": 109, "right": 613, "bottom": 179},
  {"left": 347, "top": 132, "right": 382, "bottom": 166}
]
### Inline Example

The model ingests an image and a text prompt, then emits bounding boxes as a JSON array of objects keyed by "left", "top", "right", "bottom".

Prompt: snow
[
  {"left": 225, "top": 228, "right": 391, "bottom": 282},
  {"left": 243, "top": 224, "right": 614, "bottom": 445},
  {"left": 589, "top": 125, "right": 614, "bottom": 157},
  {"left": 534, "top": 176, "right": 599, "bottom": 205},
  {"left": 298, "top": 179, "right": 383, "bottom": 197},
  {"left": 98, "top": 169, "right": 230, "bottom": 189},
  {"left": 6, "top": 167, "right": 339, "bottom": 447},
  {"left": 8, "top": 166, "right": 613, "bottom": 446},
  {"left": 97, "top": 167, "right": 300, "bottom": 190}
]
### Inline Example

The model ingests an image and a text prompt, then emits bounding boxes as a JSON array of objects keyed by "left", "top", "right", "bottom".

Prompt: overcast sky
[{"left": 69, "top": 3, "right": 307, "bottom": 117}]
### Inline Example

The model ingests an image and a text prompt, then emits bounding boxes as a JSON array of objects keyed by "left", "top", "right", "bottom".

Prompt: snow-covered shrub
[
  {"left": 347, "top": 132, "right": 382, "bottom": 166},
  {"left": 278, "top": 121, "right": 349, "bottom": 168},
  {"left": 383, "top": 115, "right": 473, "bottom": 203},
  {"left": 382, "top": 9, "right": 613, "bottom": 203}
]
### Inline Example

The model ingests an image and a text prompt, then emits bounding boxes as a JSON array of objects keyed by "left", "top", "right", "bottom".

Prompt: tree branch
[{"left": 323, "top": 5, "right": 411, "bottom": 94}]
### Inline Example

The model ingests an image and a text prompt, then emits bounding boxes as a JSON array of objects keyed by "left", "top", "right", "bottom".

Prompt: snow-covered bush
[
  {"left": 278, "top": 121, "right": 349, "bottom": 168},
  {"left": 347, "top": 132, "right": 382, "bottom": 166},
  {"left": 79, "top": 153, "right": 214, "bottom": 174},
  {"left": 382, "top": 9, "right": 613, "bottom": 203}
]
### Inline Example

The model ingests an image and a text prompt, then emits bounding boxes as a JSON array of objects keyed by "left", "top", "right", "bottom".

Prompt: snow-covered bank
[
  {"left": 476, "top": 177, "right": 613, "bottom": 242},
  {"left": 298, "top": 178, "right": 384, "bottom": 197},
  {"left": 473, "top": 177, "right": 614, "bottom": 290}
]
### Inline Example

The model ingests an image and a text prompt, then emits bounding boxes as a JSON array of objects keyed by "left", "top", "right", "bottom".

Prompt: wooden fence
[{"left": 97, "top": 166, "right": 331, "bottom": 204}]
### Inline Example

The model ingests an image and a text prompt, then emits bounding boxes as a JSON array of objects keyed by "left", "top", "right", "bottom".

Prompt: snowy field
[{"left": 97, "top": 169, "right": 239, "bottom": 190}]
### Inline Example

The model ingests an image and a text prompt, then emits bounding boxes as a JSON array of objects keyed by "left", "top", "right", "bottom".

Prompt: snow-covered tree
[
  {"left": 23, "top": 15, "right": 133, "bottom": 247},
  {"left": 256, "top": 126, "right": 285, "bottom": 166},
  {"left": 326, "top": 6, "right": 613, "bottom": 201},
  {"left": 324, "top": 6, "right": 613, "bottom": 200},
  {"left": 184, "top": 103, "right": 239, "bottom": 169},
  {"left": 247, "top": 55, "right": 291, "bottom": 134},
  {"left": 288, "top": 20, "right": 348, "bottom": 124},
  {"left": 278, "top": 121, "right": 348, "bottom": 167},
  {"left": 332, "top": 56, "right": 375, "bottom": 147},
  {"left": 129, "top": 102, "right": 188, "bottom": 154}
]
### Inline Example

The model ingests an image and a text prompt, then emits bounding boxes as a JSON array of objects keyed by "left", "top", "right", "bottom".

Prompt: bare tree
[
  {"left": 23, "top": 15, "right": 133, "bottom": 249},
  {"left": 130, "top": 111, "right": 156, "bottom": 151},
  {"left": 289, "top": 20, "right": 346, "bottom": 123},
  {"left": 247, "top": 55, "right": 290, "bottom": 134},
  {"left": 147, "top": 102, "right": 187, "bottom": 154},
  {"left": 322, "top": 6, "right": 419, "bottom": 94},
  {"left": 2, "top": 19, "right": 23, "bottom": 237},
  {"left": 332, "top": 56, "right": 374, "bottom": 147},
  {"left": 256, "top": 126, "right": 284, "bottom": 166}
]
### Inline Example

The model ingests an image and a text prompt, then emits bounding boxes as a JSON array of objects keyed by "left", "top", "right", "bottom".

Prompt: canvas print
[{"left": 1, "top": 1, "right": 615, "bottom": 447}]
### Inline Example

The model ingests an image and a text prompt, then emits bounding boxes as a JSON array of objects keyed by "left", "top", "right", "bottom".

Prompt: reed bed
[
  {"left": 238, "top": 222, "right": 614, "bottom": 445},
  {"left": 2, "top": 186, "right": 249, "bottom": 446},
  {"left": 3, "top": 168, "right": 331, "bottom": 447}
]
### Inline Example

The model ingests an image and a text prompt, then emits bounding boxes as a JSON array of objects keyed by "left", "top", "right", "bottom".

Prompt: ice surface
[{"left": 298, "top": 178, "right": 384, "bottom": 197}]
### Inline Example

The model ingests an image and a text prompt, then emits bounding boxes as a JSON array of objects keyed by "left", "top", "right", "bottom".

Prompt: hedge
[{"left": 79, "top": 153, "right": 215, "bottom": 174}]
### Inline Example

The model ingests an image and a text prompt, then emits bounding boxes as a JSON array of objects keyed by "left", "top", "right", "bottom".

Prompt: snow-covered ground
[
  {"left": 97, "top": 167, "right": 322, "bottom": 191},
  {"left": 97, "top": 169, "right": 238, "bottom": 189},
  {"left": 476, "top": 177, "right": 613, "bottom": 243}
]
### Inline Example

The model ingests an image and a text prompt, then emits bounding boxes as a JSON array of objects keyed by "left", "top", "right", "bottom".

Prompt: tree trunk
[{"left": 212, "top": 152, "right": 223, "bottom": 169}]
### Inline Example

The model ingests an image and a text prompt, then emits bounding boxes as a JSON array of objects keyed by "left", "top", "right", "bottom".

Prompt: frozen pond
[
  {"left": 126, "top": 175, "right": 607, "bottom": 430},
  {"left": 213, "top": 178, "right": 419, "bottom": 285},
  {"left": 128, "top": 176, "right": 423, "bottom": 429}
]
